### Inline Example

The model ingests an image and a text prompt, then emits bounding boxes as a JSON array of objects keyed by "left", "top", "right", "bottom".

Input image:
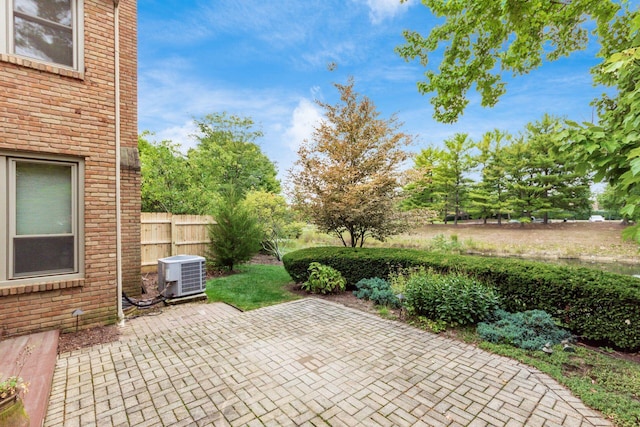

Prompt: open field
[
  {"left": 389, "top": 221, "right": 640, "bottom": 260},
  {"left": 295, "top": 221, "right": 640, "bottom": 264}
]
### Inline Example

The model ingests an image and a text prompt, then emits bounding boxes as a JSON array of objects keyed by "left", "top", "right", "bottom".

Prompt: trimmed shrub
[
  {"left": 353, "top": 278, "right": 400, "bottom": 307},
  {"left": 301, "top": 262, "right": 346, "bottom": 294},
  {"left": 477, "top": 310, "right": 573, "bottom": 351},
  {"left": 282, "top": 246, "right": 640, "bottom": 350},
  {"left": 403, "top": 269, "right": 501, "bottom": 326}
]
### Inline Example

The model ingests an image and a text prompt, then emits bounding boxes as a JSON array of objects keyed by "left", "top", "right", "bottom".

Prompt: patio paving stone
[{"left": 44, "top": 299, "right": 612, "bottom": 426}]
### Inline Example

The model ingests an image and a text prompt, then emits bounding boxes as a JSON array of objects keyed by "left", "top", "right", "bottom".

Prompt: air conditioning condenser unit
[{"left": 157, "top": 255, "right": 206, "bottom": 298}]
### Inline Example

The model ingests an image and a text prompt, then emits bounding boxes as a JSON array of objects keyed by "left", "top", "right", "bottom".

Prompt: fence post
[{"left": 171, "top": 214, "right": 178, "bottom": 256}]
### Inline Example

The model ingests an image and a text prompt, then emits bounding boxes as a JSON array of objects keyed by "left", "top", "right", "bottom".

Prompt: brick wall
[
  {"left": 118, "top": 0, "right": 141, "bottom": 299},
  {"left": 0, "top": 0, "right": 140, "bottom": 337}
]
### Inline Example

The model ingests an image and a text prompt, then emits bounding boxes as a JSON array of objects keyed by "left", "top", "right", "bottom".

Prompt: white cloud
[
  {"left": 151, "top": 121, "right": 199, "bottom": 153},
  {"left": 284, "top": 98, "right": 324, "bottom": 152},
  {"left": 360, "top": 0, "right": 415, "bottom": 24}
]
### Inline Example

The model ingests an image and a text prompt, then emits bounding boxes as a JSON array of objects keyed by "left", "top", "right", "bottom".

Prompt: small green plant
[
  {"left": 301, "top": 262, "right": 346, "bottom": 294},
  {"left": 0, "top": 376, "right": 28, "bottom": 400},
  {"left": 404, "top": 269, "right": 501, "bottom": 326},
  {"left": 430, "top": 233, "right": 463, "bottom": 253},
  {"left": 0, "top": 344, "right": 33, "bottom": 400},
  {"left": 409, "top": 315, "right": 449, "bottom": 333},
  {"left": 353, "top": 277, "right": 400, "bottom": 307},
  {"left": 377, "top": 306, "right": 397, "bottom": 319},
  {"left": 477, "top": 309, "right": 572, "bottom": 351}
]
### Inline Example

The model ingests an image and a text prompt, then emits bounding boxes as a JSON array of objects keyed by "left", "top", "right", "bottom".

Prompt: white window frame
[
  {"left": 0, "top": 154, "right": 84, "bottom": 285},
  {"left": 0, "top": 0, "right": 84, "bottom": 71}
]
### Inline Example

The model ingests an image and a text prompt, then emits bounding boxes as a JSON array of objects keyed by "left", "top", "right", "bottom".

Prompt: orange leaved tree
[{"left": 289, "top": 78, "right": 413, "bottom": 247}]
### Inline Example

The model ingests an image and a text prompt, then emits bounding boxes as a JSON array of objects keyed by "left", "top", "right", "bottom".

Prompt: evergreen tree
[
  {"left": 405, "top": 134, "right": 474, "bottom": 224},
  {"left": 523, "top": 115, "right": 591, "bottom": 223},
  {"left": 207, "top": 187, "right": 262, "bottom": 271},
  {"left": 468, "top": 130, "right": 511, "bottom": 224}
]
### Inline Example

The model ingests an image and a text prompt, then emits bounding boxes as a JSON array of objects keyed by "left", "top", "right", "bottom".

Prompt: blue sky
[{"left": 137, "top": 0, "right": 615, "bottom": 187}]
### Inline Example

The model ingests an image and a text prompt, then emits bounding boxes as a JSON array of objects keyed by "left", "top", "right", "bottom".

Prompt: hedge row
[{"left": 282, "top": 247, "right": 640, "bottom": 351}]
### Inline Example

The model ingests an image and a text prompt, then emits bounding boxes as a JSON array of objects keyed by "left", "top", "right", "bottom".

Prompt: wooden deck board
[{"left": 0, "top": 330, "right": 59, "bottom": 427}]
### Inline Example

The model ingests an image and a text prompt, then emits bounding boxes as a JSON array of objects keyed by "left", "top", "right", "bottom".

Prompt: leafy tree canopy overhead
[
  {"left": 398, "top": 0, "right": 640, "bottom": 241},
  {"left": 396, "top": 0, "right": 634, "bottom": 123}
]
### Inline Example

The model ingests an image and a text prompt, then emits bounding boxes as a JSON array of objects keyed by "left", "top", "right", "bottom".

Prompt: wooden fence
[{"left": 141, "top": 213, "right": 214, "bottom": 272}]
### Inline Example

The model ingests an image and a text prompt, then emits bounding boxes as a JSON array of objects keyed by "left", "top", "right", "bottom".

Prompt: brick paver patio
[{"left": 44, "top": 299, "right": 611, "bottom": 426}]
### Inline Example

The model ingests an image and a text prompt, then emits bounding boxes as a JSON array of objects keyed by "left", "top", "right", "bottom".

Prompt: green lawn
[{"left": 205, "top": 264, "right": 300, "bottom": 311}]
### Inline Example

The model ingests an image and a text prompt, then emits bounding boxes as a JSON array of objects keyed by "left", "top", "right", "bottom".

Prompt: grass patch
[
  {"left": 376, "top": 305, "right": 398, "bottom": 320},
  {"left": 205, "top": 264, "right": 300, "bottom": 311}
]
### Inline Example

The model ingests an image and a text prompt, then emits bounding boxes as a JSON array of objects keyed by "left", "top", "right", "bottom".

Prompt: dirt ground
[{"left": 393, "top": 221, "right": 640, "bottom": 263}]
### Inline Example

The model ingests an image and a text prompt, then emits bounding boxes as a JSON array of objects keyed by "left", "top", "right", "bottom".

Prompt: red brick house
[{"left": 0, "top": 0, "right": 141, "bottom": 336}]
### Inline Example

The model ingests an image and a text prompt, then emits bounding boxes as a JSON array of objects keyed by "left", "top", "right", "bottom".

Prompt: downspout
[{"left": 114, "top": 0, "right": 124, "bottom": 325}]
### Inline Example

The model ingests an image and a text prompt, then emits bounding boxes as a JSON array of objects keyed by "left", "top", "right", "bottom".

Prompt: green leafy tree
[
  {"left": 242, "top": 190, "right": 301, "bottom": 260},
  {"left": 290, "top": 78, "right": 413, "bottom": 247},
  {"left": 139, "top": 113, "right": 281, "bottom": 215},
  {"left": 566, "top": 14, "right": 640, "bottom": 238},
  {"left": 500, "top": 117, "right": 591, "bottom": 222},
  {"left": 189, "top": 113, "right": 280, "bottom": 212},
  {"left": 596, "top": 184, "right": 625, "bottom": 220},
  {"left": 502, "top": 137, "right": 536, "bottom": 220},
  {"left": 207, "top": 187, "right": 263, "bottom": 271},
  {"left": 434, "top": 134, "right": 475, "bottom": 224},
  {"left": 396, "top": 0, "right": 631, "bottom": 123},
  {"left": 138, "top": 133, "right": 195, "bottom": 213},
  {"left": 401, "top": 146, "right": 441, "bottom": 212}
]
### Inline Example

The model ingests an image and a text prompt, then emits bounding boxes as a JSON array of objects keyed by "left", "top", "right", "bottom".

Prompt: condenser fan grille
[{"left": 181, "top": 261, "right": 206, "bottom": 294}]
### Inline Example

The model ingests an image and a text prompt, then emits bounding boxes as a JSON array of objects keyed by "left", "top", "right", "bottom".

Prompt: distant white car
[{"left": 589, "top": 215, "right": 605, "bottom": 222}]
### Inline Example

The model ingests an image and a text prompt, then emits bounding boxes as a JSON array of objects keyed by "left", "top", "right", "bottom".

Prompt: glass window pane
[
  {"left": 13, "top": 236, "right": 74, "bottom": 276},
  {"left": 14, "top": 0, "right": 72, "bottom": 26},
  {"left": 16, "top": 162, "right": 72, "bottom": 235},
  {"left": 14, "top": 16, "right": 73, "bottom": 67}
]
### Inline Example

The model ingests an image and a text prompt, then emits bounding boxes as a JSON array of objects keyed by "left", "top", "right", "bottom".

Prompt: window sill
[
  {"left": 0, "top": 54, "right": 84, "bottom": 80},
  {"left": 0, "top": 278, "right": 84, "bottom": 296}
]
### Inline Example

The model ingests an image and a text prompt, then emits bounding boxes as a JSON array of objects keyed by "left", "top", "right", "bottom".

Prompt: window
[
  {"left": 0, "top": 0, "right": 83, "bottom": 70},
  {"left": 0, "top": 155, "right": 83, "bottom": 283}
]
